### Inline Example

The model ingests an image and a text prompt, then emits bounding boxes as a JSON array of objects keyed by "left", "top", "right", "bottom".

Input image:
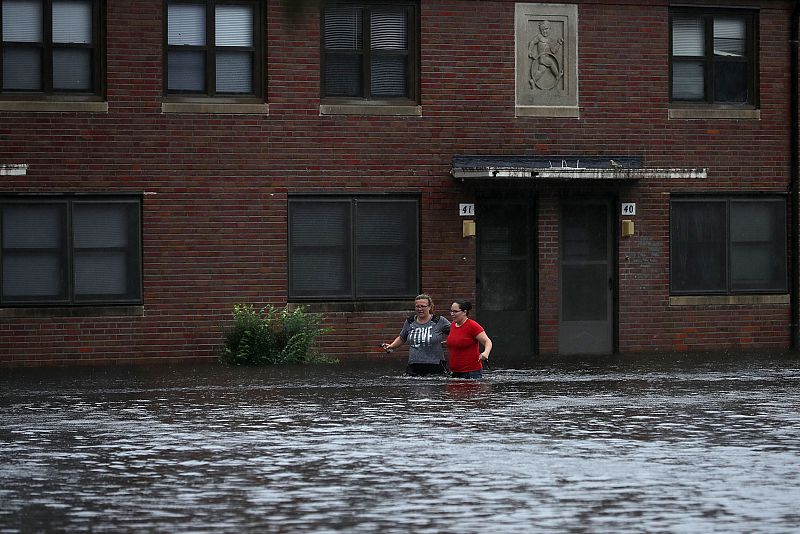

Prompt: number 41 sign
[
  {"left": 459, "top": 203, "right": 475, "bottom": 216},
  {"left": 621, "top": 203, "right": 636, "bottom": 216}
]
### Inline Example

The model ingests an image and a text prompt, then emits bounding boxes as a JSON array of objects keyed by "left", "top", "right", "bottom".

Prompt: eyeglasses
[{"left": 449, "top": 309, "right": 463, "bottom": 314}]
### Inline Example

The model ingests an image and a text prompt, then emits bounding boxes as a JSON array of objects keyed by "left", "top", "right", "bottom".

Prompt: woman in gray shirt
[{"left": 381, "top": 294, "right": 451, "bottom": 376}]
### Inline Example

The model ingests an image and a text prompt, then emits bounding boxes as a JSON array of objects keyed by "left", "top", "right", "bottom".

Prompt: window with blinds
[
  {"left": 289, "top": 197, "right": 419, "bottom": 300},
  {"left": 1, "top": 197, "right": 142, "bottom": 305},
  {"left": 1, "top": 0, "right": 101, "bottom": 94},
  {"left": 322, "top": 2, "right": 417, "bottom": 102},
  {"left": 165, "top": 0, "right": 260, "bottom": 97},
  {"left": 670, "top": 197, "right": 786, "bottom": 295},
  {"left": 670, "top": 8, "right": 756, "bottom": 106}
]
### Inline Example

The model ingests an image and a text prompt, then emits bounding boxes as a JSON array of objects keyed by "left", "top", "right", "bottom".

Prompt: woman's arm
[
  {"left": 476, "top": 331, "right": 492, "bottom": 361},
  {"left": 381, "top": 336, "right": 404, "bottom": 353}
]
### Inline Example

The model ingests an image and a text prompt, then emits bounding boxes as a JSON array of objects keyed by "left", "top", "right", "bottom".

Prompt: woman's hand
[
  {"left": 476, "top": 332, "right": 492, "bottom": 362},
  {"left": 381, "top": 343, "right": 394, "bottom": 353}
]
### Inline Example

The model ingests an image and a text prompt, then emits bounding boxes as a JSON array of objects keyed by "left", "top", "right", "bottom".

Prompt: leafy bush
[{"left": 220, "top": 304, "right": 335, "bottom": 365}]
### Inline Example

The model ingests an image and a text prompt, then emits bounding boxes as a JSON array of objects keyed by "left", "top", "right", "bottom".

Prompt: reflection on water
[{"left": 2, "top": 354, "right": 800, "bottom": 532}]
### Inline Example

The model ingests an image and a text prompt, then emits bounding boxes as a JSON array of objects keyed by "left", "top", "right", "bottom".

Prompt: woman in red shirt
[{"left": 447, "top": 300, "right": 493, "bottom": 379}]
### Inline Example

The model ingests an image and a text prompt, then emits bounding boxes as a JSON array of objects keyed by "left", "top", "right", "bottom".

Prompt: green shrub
[{"left": 220, "top": 304, "right": 335, "bottom": 365}]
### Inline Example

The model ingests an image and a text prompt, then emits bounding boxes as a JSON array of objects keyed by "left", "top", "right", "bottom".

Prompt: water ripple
[{"left": 2, "top": 356, "right": 800, "bottom": 532}]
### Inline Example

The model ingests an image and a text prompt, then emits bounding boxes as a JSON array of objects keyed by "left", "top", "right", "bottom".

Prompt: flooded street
[{"left": 2, "top": 354, "right": 800, "bottom": 533}]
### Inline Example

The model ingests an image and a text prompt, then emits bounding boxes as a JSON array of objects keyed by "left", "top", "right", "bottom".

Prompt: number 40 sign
[{"left": 621, "top": 203, "right": 636, "bottom": 216}]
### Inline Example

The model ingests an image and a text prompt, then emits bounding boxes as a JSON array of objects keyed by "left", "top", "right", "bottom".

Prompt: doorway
[
  {"left": 476, "top": 197, "right": 536, "bottom": 360},
  {"left": 559, "top": 197, "right": 615, "bottom": 354}
]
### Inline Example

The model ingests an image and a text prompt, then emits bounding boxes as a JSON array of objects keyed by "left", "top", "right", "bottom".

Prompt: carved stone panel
[{"left": 515, "top": 3, "right": 578, "bottom": 117}]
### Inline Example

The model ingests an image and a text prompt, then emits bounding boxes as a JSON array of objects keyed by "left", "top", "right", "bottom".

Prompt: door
[
  {"left": 559, "top": 198, "right": 614, "bottom": 354},
  {"left": 476, "top": 198, "right": 536, "bottom": 361}
]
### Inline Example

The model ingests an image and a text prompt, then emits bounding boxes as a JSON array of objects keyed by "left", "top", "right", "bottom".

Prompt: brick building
[{"left": 1, "top": 0, "right": 798, "bottom": 366}]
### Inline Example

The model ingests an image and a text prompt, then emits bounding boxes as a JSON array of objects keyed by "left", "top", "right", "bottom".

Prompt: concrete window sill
[
  {"left": 669, "top": 294, "right": 789, "bottom": 306},
  {"left": 0, "top": 306, "right": 144, "bottom": 318},
  {"left": 0, "top": 100, "right": 108, "bottom": 113},
  {"left": 319, "top": 104, "right": 422, "bottom": 117},
  {"left": 288, "top": 301, "right": 413, "bottom": 313},
  {"left": 162, "top": 101, "right": 269, "bottom": 114},
  {"left": 668, "top": 107, "right": 760, "bottom": 120}
]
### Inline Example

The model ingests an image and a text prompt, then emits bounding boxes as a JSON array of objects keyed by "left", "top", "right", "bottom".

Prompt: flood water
[{"left": 2, "top": 353, "right": 800, "bottom": 533}]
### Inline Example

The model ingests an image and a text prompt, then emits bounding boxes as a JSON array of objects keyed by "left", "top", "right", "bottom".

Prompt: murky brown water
[{"left": 2, "top": 353, "right": 800, "bottom": 532}]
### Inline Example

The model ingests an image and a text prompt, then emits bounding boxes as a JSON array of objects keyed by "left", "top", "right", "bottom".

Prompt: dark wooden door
[{"left": 477, "top": 199, "right": 536, "bottom": 361}]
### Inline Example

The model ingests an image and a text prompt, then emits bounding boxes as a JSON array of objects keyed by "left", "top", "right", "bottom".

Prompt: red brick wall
[
  {"left": 537, "top": 193, "right": 560, "bottom": 354},
  {"left": 1, "top": 0, "right": 796, "bottom": 365}
]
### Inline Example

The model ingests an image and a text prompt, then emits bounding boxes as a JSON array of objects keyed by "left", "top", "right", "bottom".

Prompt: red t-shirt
[{"left": 447, "top": 318, "right": 485, "bottom": 373}]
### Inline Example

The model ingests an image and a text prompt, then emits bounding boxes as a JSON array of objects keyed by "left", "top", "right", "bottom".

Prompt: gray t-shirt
[{"left": 399, "top": 316, "right": 451, "bottom": 364}]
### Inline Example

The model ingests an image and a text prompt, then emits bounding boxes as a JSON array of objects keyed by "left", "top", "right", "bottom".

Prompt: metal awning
[{"left": 451, "top": 155, "right": 706, "bottom": 181}]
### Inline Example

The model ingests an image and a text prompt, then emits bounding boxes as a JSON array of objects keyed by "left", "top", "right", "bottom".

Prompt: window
[
  {"left": 165, "top": 0, "right": 261, "bottom": 97},
  {"left": 671, "top": 197, "right": 786, "bottom": 295},
  {"left": 321, "top": 1, "right": 417, "bottom": 103},
  {"left": 1, "top": 0, "right": 102, "bottom": 95},
  {"left": 1, "top": 197, "right": 142, "bottom": 305},
  {"left": 289, "top": 196, "right": 419, "bottom": 299},
  {"left": 670, "top": 9, "right": 757, "bottom": 106}
]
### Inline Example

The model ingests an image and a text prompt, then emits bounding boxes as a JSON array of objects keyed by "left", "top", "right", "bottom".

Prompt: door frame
[
  {"left": 558, "top": 195, "right": 618, "bottom": 355},
  {"left": 475, "top": 191, "right": 538, "bottom": 358}
]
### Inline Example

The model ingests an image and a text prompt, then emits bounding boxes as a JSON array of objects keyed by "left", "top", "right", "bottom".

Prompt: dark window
[
  {"left": 165, "top": 0, "right": 261, "bottom": 96},
  {"left": 670, "top": 9, "right": 757, "bottom": 106},
  {"left": 289, "top": 197, "right": 419, "bottom": 299},
  {"left": 321, "top": 2, "right": 417, "bottom": 102},
  {"left": 1, "top": 0, "right": 102, "bottom": 95},
  {"left": 1, "top": 197, "right": 142, "bottom": 305},
  {"left": 671, "top": 197, "right": 786, "bottom": 294}
]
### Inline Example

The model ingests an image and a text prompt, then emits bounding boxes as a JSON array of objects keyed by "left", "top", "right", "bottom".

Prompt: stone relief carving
[
  {"left": 515, "top": 4, "right": 578, "bottom": 116},
  {"left": 528, "top": 20, "right": 564, "bottom": 91}
]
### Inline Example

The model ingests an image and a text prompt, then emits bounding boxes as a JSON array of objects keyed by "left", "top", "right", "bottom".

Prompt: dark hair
[{"left": 452, "top": 299, "right": 472, "bottom": 315}]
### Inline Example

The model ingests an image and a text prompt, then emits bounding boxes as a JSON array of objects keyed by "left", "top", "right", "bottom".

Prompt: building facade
[{"left": 1, "top": 0, "right": 798, "bottom": 366}]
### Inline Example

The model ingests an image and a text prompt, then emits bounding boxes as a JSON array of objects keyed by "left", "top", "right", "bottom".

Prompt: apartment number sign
[
  {"left": 621, "top": 203, "right": 636, "bottom": 216},
  {"left": 459, "top": 203, "right": 475, "bottom": 216}
]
